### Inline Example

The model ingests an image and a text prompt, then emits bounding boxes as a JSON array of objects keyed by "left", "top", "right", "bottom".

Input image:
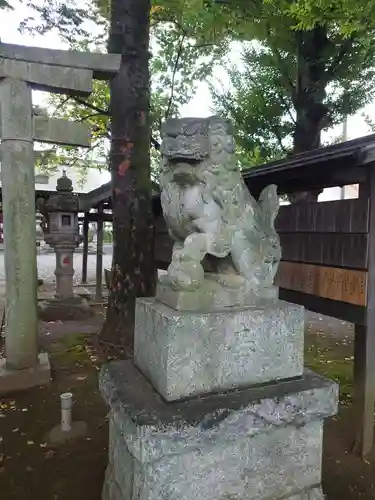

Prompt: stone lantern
[{"left": 37, "top": 171, "right": 91, "bottom": 321}]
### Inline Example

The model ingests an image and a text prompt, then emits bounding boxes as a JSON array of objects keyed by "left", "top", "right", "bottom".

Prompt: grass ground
[{"left": 0, "top": 312, "right": 374, "bottom": 499}]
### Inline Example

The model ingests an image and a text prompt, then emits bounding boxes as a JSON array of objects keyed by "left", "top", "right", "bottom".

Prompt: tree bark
[
  {"left": 289, "top": 27, "right": 331, "bottom": 203},
  {"left": 100, "top": 0, "right": 156, "bottom": 347}
]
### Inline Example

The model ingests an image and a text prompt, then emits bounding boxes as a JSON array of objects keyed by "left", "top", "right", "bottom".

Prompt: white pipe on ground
[{"left": 60, "top": 392, "right": 73, "bottom": 432}]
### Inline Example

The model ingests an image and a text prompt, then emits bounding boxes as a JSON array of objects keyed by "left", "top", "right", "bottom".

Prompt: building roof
[
  {"left": 243, "top": 133, "right": 375, "bottom": 196},
  {"left": 79, "top": 180, "right": 161, "bottom": 212},
  {"left": 79, "top": 133, "right": 375, "bottom": 211}
]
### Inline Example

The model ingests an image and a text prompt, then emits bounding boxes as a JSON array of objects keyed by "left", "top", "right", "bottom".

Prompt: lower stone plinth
[
  {"left": 38, "top": 295, "right": 92, "bottom": 321},
  {"left": 100, "top": 361, "right": 338, "bottom": 500},
  {"left": 156, "top": 273, "right": 278, "bottom": 311},
  {"left": 0, "top": 353, "right": 51, "bottom": 394},
  {"left": 134, "top": 298, "right": 304, "bottom": 401}
]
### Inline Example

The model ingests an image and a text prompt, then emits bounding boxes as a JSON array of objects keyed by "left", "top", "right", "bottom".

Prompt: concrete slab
[{"left": 0, "top": 352, "right": 51, "bottom": 394}]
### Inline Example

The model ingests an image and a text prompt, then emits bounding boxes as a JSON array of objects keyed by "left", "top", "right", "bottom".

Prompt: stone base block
[
  {"left": 287, "top": 488, "right": 324, "bottom": 500},
  {"left": 99, "top": 361, "right": 338, "bottom": 500},
  {"left": 73, "top": 286, "right": 92, "bottom": 299},
  {"left": 47, "top": 421, "right": 88, "bottom": 446},
  {"left": 134, "top": 298, "right": 304, "bottom": 401},
  {"left": 156, "top": 273, "right": 278, "bottom": 311},
  {"left": 0, "top": 352, "right": 51, "bottom": 394},
  {"left": 38, "top": 295, "right": 92, "bottom": 321}
]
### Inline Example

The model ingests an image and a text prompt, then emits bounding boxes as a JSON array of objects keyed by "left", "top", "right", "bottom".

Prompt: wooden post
[
  {"left": 81, "top": 213, "right": 89, "bottom": 284},
  {"left": 352, "top": 176, "right": 375, "bottom": 457},
  {"left": 95, "top": 204, "right": 104, "bottom": 301}
]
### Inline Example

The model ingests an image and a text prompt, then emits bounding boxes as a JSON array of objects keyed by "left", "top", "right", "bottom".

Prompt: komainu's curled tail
[{"left": 231, "top": 184, "right": 281, "bottom": 290}]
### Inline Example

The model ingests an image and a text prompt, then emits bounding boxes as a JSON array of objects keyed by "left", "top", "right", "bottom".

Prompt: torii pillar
[{"left": 0, "top": 43, "right": 120, "bottom": 393}]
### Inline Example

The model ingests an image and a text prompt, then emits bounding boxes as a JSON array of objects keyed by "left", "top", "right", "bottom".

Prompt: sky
[{"left": 1, "top": 0, "right": 375, "bottom": 187}]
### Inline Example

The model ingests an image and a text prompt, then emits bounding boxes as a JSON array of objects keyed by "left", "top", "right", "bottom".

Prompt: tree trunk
[
  {"left": 289, "top": 27, "right": 331, "bottom": 203},
  {"left": 100, "top": 0, "right": 156, "bottom": 348}
]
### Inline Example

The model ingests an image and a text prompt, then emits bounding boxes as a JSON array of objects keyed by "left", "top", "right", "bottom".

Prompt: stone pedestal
[
  {"left": 100, "top": 361, "right": 338, "bottom": 500},
  {"left": 37, "top": 245, "right": 93, "bottom": 321},
  {"left": 134, "top": 298, "right": 304, "bottom": 401},
  {"left": 55, "top": 247, "right": 75, "bottom": 298},
  {"left": 0, "top": 353, "right": 51, "bottom": 394},
  {"left": 38, "top": 295, "right": 92, "bottom": 322},
  {"left": 101, "top": 294, "right": 339, "bottom": 500},
  {"left": 101, "top": 116, "right": 339, "bottom": 499}
]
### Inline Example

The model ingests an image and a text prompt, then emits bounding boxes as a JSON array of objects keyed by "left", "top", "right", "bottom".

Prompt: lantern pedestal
[
  {"left": 37, "top": 172, "right": 94, "bottom": 321},
  {"left": 38, "top": 295, "right": 92, "bottom": 322}
]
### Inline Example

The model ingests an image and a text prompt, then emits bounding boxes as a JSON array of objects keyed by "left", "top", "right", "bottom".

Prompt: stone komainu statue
[{"left": 159, "top": 115, "right": 281, "bottom": 297}]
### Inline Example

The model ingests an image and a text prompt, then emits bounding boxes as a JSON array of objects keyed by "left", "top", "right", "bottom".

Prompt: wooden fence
[{"left": 275, "top": 198, "right": 369, "bottom": 321}]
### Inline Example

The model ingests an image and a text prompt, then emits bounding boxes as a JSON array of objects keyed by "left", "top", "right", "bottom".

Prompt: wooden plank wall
[
  {"left": 274, "top": 198, "right": 370, "bottom": 309},
  {"left": 154, "top": 197, "right": 370, "bottom": 282}
]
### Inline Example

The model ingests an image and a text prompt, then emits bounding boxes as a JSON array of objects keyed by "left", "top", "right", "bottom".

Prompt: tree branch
[
  {"left": 72, "top": 96, "right": 110, "bottom": 115},
  {"left": 64, "top": 140, "right": 102, "bottom": 169},
  {"left": 324, "top": 36, "right": 354, "bottom": 82},
  {"left": 272, "top": 127, "right": 288, "bottom": 154},
  {"left": 55, "top": 96, "right": 161, "bottom": 150},
  {"left": 165, "top": 33, "right": 186, "bottom": 119},
  {"left": 77, "top": 112, "right": 106, "bottom": 122},
  {"left": 52, "top": 96, "right": 71, "bottom": 118},
  {"left": 271, "top": 79, "right": 296, "bottom": 124},
  {"left": 270, "top": 46, "right": 296, "bottom": 95},
  {"left": 245, "top": 70, "right": 294, "bottom": 143}
]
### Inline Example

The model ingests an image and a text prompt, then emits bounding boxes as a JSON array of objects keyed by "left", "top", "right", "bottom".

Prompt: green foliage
[
  {"left": 213, "top": 0, "right": 375, "bottom": 36},
  {"left": 279, "top": 0, "right": 375, "bottom": 36},
  {"left": 20, "top": 0, "right": 106, "bottom": 44},
  {"left": 363, "top": 112, "right": 375, "bottom": 132},
  {"left": 17, "top": 0, "right": 375, "bottom": 170},
  {"left": 211, "top": 44, "right": 295, "bottom": 165},
  {"left": 0, "top": 0, "right": 12, "bottom": 9},
  {"left": 23, "top": 0, "right": 229, "bottom": 180},
  {"left": 210, "top": 2, "right": 375, "bottom": 164}
]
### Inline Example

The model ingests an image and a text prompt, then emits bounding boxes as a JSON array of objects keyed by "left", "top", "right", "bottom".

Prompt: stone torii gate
[{"left": 0, "top": 43, "right": 120, "bottom": 393}]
